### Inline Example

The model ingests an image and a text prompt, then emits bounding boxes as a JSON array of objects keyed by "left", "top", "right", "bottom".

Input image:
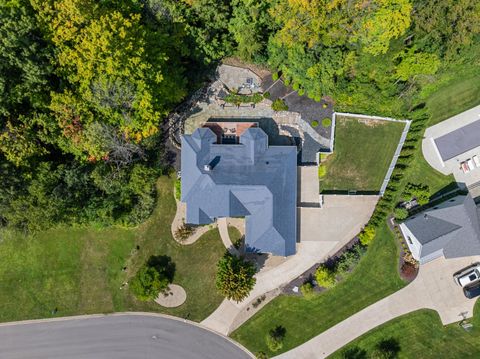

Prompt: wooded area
[{"left": 1, "top": 0, "right": 479, "bottom": 231}]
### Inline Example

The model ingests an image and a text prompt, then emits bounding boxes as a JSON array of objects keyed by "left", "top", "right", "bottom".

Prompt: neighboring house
[
  {"left": 181, "top": 124, "right": 297, "bottom": 256},
  {"left": 399, "top": 194, "right": 480, "bottom": 264}
]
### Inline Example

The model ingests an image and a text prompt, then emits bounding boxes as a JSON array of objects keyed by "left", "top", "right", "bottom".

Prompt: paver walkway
[{"left": 275, "top": 254, "right": 480, "bottom": 359}]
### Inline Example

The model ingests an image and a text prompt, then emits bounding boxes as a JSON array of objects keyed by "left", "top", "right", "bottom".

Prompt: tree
[
  {"left": 130, "top": 265, "right": 169, "bottom": 301},
  {"left": 229, "top": 0, "right": 272, "bottom": 62},
  {"left": 32, "top": 0, "right": 186, "bottom": 159},
  {"left": 265, "top": 325, "right": 286, "bottom": 352},
  {"left": 315, "top": 265, "right": 336, "bottom": 288},
  {"left": 395, "top": 50, "right": 441, "bottom": 81},
  {"left": 215, "top": 253, "right": 256, "bottom": 302},
  {"left": 413, "top": 0, "right": 480, "bottom": 59},
  {"left": 0, "top": 0, "right": 53, "bottom": 117},
  {"left": 357, "top": 0, "right": 412, "bottom": 56}
]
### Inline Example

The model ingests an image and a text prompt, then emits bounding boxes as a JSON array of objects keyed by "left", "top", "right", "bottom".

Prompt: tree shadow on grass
[
  {"left": 341, "top": 346, "right": 367, "bottom": 359},
  {"left": 147, "top": 255, "right": 176, "bottom": 283},
  {"left": 374, "top": 337, "right": 401, "bottom": 358}
]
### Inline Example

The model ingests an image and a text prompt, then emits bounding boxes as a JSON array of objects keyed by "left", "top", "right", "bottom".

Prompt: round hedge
[
  {"left": 322, "top": 118, "right": 332, "bottom": 127},
  {"left": 311, "top": 120, "right": 319, "bottom": 127}
]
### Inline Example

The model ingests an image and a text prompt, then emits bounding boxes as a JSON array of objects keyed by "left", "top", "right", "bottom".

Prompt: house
[
  {"left": 180, "top": 124, "right": 297, "bottom": 256},
  {"left": 399, "top": 194, "right": 480, "bottom": 264}
]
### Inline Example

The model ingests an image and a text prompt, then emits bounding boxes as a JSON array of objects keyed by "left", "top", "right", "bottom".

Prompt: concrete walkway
[
  {"left": 276, "top": 254, "right": 480, "bottom": 359},
  {"left": 171, "top": 200, "right": 214, "bottom": 245},
  {"left": 218, "top": 218, "right": 240, "bottom": 256}
]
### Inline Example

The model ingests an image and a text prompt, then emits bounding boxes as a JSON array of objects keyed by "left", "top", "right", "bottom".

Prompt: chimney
[{"left": 204, "top": 164, "right": 212, "bottom": 172}]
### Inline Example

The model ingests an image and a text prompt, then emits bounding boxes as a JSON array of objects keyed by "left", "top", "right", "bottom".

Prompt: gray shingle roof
[
  {"left": 403, "top": 195, "right": 480, "bottom": 260},
  {"left": 434, "top": 119, "right": 480, "bottom": 161},
  {"left": 181, "top": 127, "right": 297, "bottom": 256}
]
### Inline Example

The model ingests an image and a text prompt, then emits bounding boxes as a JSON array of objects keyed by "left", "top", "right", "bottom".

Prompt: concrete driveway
[
  {"left": 299, "top": 195, "right": 378, "bottom": 245},
  {"left": 0, "top": 313, "right": 252, "bottom": 359},
  {"left": 276, "top": 254, "right": 480, "bottom": 359}
]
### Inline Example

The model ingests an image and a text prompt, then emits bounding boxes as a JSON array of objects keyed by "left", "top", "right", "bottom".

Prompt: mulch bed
[
  {"left": 281, "top": 235, "right": 360, "bottom": 296},
  {"left": 387, "top": 216, "right": 419, "bottom": 283}
]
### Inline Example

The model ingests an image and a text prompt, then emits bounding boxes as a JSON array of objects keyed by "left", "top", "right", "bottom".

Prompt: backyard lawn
[
  {"left": 231, "top": 223, "right": 405, "bottom": 356},
  {"left": 321, "top": 116, "right": 405, "bottom": 192},
  {"left": 0, "top": 176, "right": 226, "bottom": 323},
  {"left": 330, "top": 306, "right": 480, "bottom": 359}
]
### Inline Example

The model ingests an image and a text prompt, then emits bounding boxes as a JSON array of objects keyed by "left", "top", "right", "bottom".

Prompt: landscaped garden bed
[{"left": 320, "top": 116, "right": 405, "bottom": 193}]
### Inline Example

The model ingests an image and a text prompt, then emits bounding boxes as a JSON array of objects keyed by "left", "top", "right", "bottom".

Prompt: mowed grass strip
[
  {"left": 321, "top": 117, "right": 405, "bottom": 192},
  {"left": 231, "top": 223, "right": 405, "bottom": 356},
  {"left": 0, "top": 176, "right": 226, "bottom": 323},
  {"left": 329, "top": 308, "right": 480, "bottom": 359}
]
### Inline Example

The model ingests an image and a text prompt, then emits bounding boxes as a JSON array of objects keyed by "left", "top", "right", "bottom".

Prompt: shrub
[
  {"left": 300, "top": 282, "right": 315, "bottom": 299},
  {"left": 314, "top": 95, "right": 321, "bottom": 102},
  {"left": 272, "top": 72, "right": 279, "bottom": 81},
  {"left": 292, "top": 82, "right": 300, "bottom": 91},
  {"left": 393, "top": 207, "right": 408, "bottom": 221},
  {"left": 271, "top": 99, "right": 289, "bottom": 111},
  {"left": 311, "top": 120, "right": 319, "bottom": 127},
  {"left": 322, "top": 103, "right": 328, "bottom": 109},
  {"left": 403, "top": 183, "right": 430, "bottom": 205},
  {"left": 322, "top": 118, "right": 332, "bottom": 127},
  {"left": 216, "top": 253, "right": 256, "bottom": 302},
  {"left": 401, "top": 262, "right": 417, "bottom": 280},
  {"left": 336, "top": 244, "right": 366, "bottom": 277},
  {"left": 320, "top": 153, "right": 329, "bottom": 162},
  {"left": 174, "top": 178, "right": 181, "bottom": 200},
  {"left": 174, "top": 222, "right": 194, "bottom": 241},
  {"left": 265, "top": 326, "right": 286, "bottom": 352},
  {"left": 298, "top": 89, "right": 305, "bottom": 96},
  {"left": 315, "top": 265, "right": 336, "bottom": 288},
  {"left": 256, "top": 352, "right": 268, "bottom": 359},
  {"left": 318, "top": 165, "right": 326, "bottom": 178},
  {"left": 359, "top": 225, "right": 376, "bottom": 246},
  {"left": 283, "top": 78, "right": 291, "bottom": 86},
  {"left": 130, "top": 265, "right": 169, "bottom": 301},
  {"left": 263, "top": 91, "right": 270, "bottom": 99}
]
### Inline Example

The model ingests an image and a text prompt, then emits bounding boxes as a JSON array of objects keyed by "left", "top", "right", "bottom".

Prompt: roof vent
[
  {"left": 424, "top": 214, "right": 428, "bottom": 219},
  {"left": 204, "top": 164, "right": 212, "bottom": 172}
]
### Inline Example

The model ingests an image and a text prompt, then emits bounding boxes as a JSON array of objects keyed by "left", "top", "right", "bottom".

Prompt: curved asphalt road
[{"left": 0, "top": 314, "right": 252, "bottom": 359}]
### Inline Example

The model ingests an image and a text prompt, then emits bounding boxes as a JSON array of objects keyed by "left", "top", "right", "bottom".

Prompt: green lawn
[
  {"left": 321, "top": 117, "right": 405, "bottom": 192},
  {"left": 231, "top": 223, "right": 405, "bottom": 356},
  {"left": 0, "top": 176, "right": 225, "bottom": 323},
  {"left": 330, "top": 304, "right": 480, "bottom": 359},
  {"left": 406, "top": 71, "right": 480, "bottom": 196},
  {"left": 426, "top": 72, "right": 480, "bottom": 127}
]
